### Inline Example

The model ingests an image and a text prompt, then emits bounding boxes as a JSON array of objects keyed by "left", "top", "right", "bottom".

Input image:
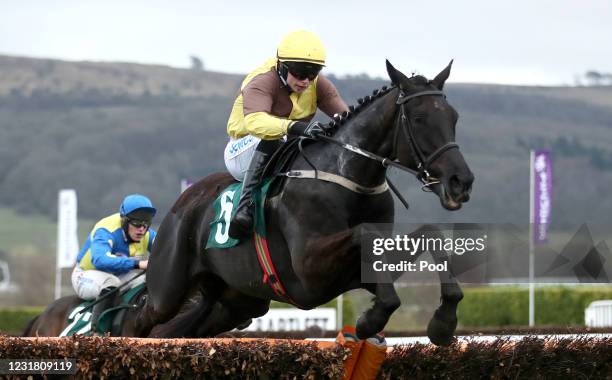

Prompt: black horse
[{"left": 135, "top": 61, "right": 474, "bottom": 345}]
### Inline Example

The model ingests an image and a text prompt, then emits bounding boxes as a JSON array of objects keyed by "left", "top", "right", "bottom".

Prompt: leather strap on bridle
[
  {"left": 292, "top": 88, "right": 460, "bottom": 208},
  {"left": 393, "top": 89, "right": 459, "bottom": 188}
]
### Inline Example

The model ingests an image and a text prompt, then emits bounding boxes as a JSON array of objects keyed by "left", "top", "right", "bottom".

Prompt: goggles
[
  {"left": 128, "top": 219, "right": 151, "bottom": 228},
  {"left": 283, "top": 61, "right": 322, "bottom": 81}
]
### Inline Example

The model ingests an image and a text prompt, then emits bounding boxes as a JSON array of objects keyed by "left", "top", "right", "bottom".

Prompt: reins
[
  {"left": 79, "top": 270, "right": 146, "bottom": 312},
  {"left": 310, "top": 88, "right": 459, "bottom": 208}
]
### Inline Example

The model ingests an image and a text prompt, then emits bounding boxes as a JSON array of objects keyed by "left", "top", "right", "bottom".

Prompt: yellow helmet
[{"left": 277, "top": 30, "right": 326, "bottom": 66}]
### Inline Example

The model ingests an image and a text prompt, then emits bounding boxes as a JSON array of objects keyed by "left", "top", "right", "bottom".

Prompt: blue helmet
[{"left": 119, "top": 194, "right": 157, "bottom": 218}]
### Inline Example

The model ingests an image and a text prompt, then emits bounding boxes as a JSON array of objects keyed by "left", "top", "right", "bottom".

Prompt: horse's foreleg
[
  {"left": 412, "top": 224, "right": 463, "bottom": 346},
  {"left": 351, "top": 224, "right": 400, "bottom": 339},
  {"left": 426, "top": 253, "right": 463, "bottom": 346},
  {"left": 356, "top": 282, "right": 401, "bottom": 339},
  {"left": 426, "top": 281, "right": 463, "bottom": 346}
]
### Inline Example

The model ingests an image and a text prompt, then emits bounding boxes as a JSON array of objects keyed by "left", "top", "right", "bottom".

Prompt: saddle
[
  {"left": 261, "top": 137, "right": 307, "bottom": 197},
  {"left": 206, "top": 137, "right": 307, "bottom": 249},
  {"left": 60, "top": 284, "right": 146, "bottom": 337}
]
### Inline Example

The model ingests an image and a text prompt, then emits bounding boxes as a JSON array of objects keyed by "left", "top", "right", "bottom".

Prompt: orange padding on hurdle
[
  {"left": 335, "top": 327, "right": 364, "bottom": 380},
  {"left": 335, "top": 326, "right": 387, "bottom": 380}
]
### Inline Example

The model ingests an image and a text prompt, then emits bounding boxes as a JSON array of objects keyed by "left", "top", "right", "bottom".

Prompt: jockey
[
  {"left": 71, "top": 194, "right": 157, "bottom": 331},
  {"left": 224, "top": 29, "right": 349, "bottom": 239}
]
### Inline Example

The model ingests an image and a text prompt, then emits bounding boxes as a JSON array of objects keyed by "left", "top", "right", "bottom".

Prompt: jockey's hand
[
  {"left": 137, "top": 260, "right": 148, "bottom": 270},
  {"left": 288, "top": 121, "right": 329, "bottom": 139}
]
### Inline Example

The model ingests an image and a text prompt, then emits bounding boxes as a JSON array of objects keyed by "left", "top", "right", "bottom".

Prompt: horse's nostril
[
  {"left": 449, "top": 174, "right": 473, "bottom": 199},
  {"left": 449, "top": 175, "right": 463, "bottom": 194}
]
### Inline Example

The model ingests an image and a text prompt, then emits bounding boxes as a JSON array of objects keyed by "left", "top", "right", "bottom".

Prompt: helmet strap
[
  {"left": 120, "top": 216, "right": 134, "bottom": 242},
  {"left": 276, "top": 61, "right": 292, "bottom": 93}
]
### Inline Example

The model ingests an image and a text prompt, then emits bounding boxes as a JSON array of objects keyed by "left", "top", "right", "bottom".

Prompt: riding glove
[{"left": 288, "top": 121, "right": 329, "bottom": 138}]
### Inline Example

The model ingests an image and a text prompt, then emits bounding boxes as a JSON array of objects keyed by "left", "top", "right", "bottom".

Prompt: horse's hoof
[
  {"left": 355, "top": 316, "right": 376, "bottom": 340},
  {"left": 426, "top": 309, "right": 457, "bottom": 347}
]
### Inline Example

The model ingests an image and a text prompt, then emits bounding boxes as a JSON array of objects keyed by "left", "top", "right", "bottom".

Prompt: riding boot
[
  {"left": 228, "top": 139, "right": 280, "bottom": 239},
  {"left": 90, "top": 286, "right": 117, "bottom": 334}
]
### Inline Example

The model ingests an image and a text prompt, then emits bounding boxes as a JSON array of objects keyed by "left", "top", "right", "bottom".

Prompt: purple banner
[{"left": 533, "top": 150, "right": 553, "bottom": 244}]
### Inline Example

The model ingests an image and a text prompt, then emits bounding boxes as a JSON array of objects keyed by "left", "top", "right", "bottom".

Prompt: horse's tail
[
  {"left": 21, "top": 314, "right": 40, "bottom": 337},
  {"left": 147, "top": 294, "right": 213, "bottom": 338}
]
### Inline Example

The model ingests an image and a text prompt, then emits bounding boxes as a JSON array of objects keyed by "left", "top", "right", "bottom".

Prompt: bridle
[
  {"left": 316, "top": 87, "right": 459, "bottom": 192},
  {"left": 392, "top": 89, "right": 459, "bottom": 191}
]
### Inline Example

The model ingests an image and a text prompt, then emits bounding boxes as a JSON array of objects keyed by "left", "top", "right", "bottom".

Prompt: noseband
[{"left": 393, "top": 89, "right": 459, "bottom": 191}]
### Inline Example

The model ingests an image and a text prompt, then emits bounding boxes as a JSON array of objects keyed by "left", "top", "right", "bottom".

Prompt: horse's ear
[
  {"left": 386, "top": 59, "right": 412, "bottom": 89},
  {"left": 432, "top": 60, "right": 453, "bottom": 90}
]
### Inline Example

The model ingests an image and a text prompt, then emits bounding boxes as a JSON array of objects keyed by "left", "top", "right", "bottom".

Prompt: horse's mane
[
  {"left": 325, "top": 84, "right": 394, "bottom": 130},
  {"left": 325, "top": 75, "right": 430, "bottom": 132}
]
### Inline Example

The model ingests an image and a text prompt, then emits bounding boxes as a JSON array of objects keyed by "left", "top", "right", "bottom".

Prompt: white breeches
[
  {"left": 71, "top": 266, "right": 146, "bottom": 300},
  {"left": 224, "top": 135, "right": 261, "bottom": 181}
]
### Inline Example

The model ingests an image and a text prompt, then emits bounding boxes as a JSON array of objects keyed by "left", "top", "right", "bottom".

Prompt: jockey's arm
[
  {"left": 90, "top": 228, "right": 139, "bottom": 273},
  {"left": 316, "top": 75, "right": 349, "bottom": 117},
  {"left": 242, "top": 79, "right": 292, "bottom": 139},
  {"left": 131, "top": 229, "right": 156, "bottom": 270},
  {"left": 244, "top": 112, "right": 292, "bottom": 140}
]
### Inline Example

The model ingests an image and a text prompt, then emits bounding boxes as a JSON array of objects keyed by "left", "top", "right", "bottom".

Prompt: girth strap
[
  {"left": 282, "top": 170, "right": 389, "bottom": 195},
  {"left": 253, "top": 232, "right": 299, "bottom": 306}
]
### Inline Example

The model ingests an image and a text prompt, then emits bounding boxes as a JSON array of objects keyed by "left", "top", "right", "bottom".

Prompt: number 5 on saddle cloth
[
  {"left": 206, "top": 178, "right": 273, "bottom": 249},
  {"left": 208, "top": 136, "right": 305, "bottom": 249}
]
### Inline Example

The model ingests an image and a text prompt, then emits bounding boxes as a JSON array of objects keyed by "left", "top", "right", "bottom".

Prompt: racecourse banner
[
  {"left": 532, "top": 150, "right": 553, "bottom": 244},
  {"left": 56, "top": 189, "right": 79, "bottom": 269}
]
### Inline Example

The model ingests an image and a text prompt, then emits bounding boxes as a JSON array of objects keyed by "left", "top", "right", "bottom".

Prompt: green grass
[
  {"left": 0, "top": 207, "right": 94, "bottom": 255},
  {"left": 0, "top": 307, "right": 44, "bottom": 335},
  {"left": 458, "top": 285, "right": 612, "bottom": 327}
]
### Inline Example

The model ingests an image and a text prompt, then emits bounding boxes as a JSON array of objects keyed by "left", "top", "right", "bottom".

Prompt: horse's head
[{"left": 386, "top": 60, "right": 474, "bottom": 210}]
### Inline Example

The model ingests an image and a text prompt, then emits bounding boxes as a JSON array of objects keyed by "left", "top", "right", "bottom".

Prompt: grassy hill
[
  {"left": 0, "top": 54, "right": 611, "bottom": 228},
  {"left": 0, "top": 55, "right": 242, "bottom": 98}
]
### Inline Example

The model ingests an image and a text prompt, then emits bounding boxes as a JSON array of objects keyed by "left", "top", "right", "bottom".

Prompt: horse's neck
[
  {"left": 316, "top": 90, "right": 398, "bottom": 187},
  {"left": 335, "top": 89, "right": 398, "bottom": 152}
]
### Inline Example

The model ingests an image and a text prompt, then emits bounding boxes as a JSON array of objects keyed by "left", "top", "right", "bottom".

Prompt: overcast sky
[{"left": 1, "top": 0, "right": 610, "bottom": 85}]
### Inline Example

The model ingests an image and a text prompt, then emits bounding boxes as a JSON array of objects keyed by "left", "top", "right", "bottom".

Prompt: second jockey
[{"left": 71, "top": 194, "right": 157, "bottom": 331}]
